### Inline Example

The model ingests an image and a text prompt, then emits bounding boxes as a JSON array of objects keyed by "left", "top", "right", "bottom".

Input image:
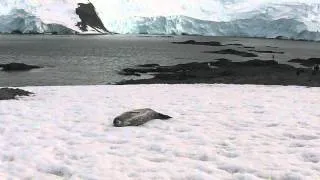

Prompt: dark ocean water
[{"left": 0, "top": 34, "right": 319, "bottom": 87}]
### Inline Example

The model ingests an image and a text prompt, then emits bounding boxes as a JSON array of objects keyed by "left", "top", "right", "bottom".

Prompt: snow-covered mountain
[
  {"left": 0, "top": 0, "right": 109, "bottom": 34},
  {"left": 0, "top": 0, "right": 320, "bottom": 40}
]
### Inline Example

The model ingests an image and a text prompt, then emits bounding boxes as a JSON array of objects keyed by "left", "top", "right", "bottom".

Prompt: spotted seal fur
[{"left": 113, "top": 108, "right": 171, "bottom": 127}]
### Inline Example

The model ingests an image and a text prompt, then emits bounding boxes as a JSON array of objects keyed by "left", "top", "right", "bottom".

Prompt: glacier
[
  {"left": 104, "top": 15, "right": 317, "bottom": 40},
  {"left": 0, "top": 0, "right": 320, "bottom": 40},
  {"left": 0, "top": 9, "right": 75, "bottom": 34}
]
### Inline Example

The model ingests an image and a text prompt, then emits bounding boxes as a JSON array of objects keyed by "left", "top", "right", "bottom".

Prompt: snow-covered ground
[{"left": 0, "top": 84, "right": 319, "bottom": 180}]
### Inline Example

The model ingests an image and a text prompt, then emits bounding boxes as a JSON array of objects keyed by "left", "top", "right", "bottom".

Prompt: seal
[{"left": 113, "top": 108, "right": 172, "bottom": 127}]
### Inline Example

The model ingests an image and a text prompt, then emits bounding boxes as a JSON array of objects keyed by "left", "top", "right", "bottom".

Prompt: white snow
[{"left": 0, "top": 84, "right": 319, "bottom": 179}]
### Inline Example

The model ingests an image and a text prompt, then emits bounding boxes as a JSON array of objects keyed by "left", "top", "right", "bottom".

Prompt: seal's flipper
[{"left": 157, "top": 113, "right": 172, "bottom": 120}]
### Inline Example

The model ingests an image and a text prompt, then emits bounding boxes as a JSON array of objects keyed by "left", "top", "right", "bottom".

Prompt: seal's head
[{"left": 113, "top": 117, "right": 123, "bottom": 127}]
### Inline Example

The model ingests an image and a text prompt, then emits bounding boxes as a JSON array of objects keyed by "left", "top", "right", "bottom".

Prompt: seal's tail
[{"left": 157, "top": 113, "right": 172, "bottom": 120}]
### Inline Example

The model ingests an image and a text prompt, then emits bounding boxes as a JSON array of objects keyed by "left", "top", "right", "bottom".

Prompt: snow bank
[{"left": 0, "top": 84, "right": 319, "bottom": 179}]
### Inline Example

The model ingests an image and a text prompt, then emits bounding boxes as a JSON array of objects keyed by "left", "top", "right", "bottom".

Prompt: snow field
[{"left": 0, "top": 84, "right": 319, "bottom": 179}]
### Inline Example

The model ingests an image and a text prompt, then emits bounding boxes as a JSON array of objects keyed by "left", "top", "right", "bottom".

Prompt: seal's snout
[{"left": 113, "top": 118, "right": 122, "bottom": 127}]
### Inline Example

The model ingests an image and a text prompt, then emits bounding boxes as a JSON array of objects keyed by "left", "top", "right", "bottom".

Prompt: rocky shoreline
[
  {"left": 117, "top": 40, "right": 320, "bottom": 87},
  {"left": 117, "top": 59, "right": 320, "bottom": 87}
]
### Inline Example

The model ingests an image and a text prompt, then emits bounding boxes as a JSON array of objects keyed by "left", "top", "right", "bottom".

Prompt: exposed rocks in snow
[
  {"left": 204, "top": 49, "right": 258, "bottom": 57},
  {"left": 0, "top": 63, "right": 41, "bottom": 71},
  {"left": 0, "top": 88, "right": 33, "bottom": 100},
  {"left": 113, "top": 108, "right": 172, "bottom": 127},
  {"left": 75, "top": 2, "right": 109, "bottom": 33}
]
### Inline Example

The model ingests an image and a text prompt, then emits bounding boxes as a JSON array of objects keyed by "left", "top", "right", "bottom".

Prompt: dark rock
[
  {"left": 225, "top": 43, "right": 243, "bottom": 46},
  {"left": 296, "top": 69, "right": 304, "bottom": 76},
  {"left": 46, "top": 23, "right": 76, "bottom": 35},
  {"left": 249, "top": 50, "right": 284, "bottom": 54},
  {"left": 240, "top": 60, "right": 279, "bottom": 66},
  {"left": 113, "top": 108, "right": 171, "bottom": 127},
  {"left": 276, "top": 36, "right": 289, "bottom": 40},
  {"left": 180, "top": 32, "right": 201, "bottom": 36},
  {"left": 312, "top": 64, "right": 320, "bottom": 75},
  {"left": 289, "top": 58, "right": 320, "bottom": 67},
  {"left": 25, "top": 31, "right": 42, "bottom": 35},
  {"left": 137, "top": 64, "right": 160, "bottom": 68},
  {"left": 172, "top": 40, "right": 222, "bottom": 46},
  {"left": 0, "top": 63, "right": 41, "bottom": 71},
  {"left": 118, "top": 69, "right": 141, "bottom": 76},
  {"left": 11, "top": 30, "right": 23, "bottom": 34},
  {"left": 117, "top": 59, "right": 320, "bottom": 87},
  {"left": 212, "top": 58, "right": 232, "bottom": 66},
  {"left": 75, "top": 2, "right": 109, "bottom": 33},
  {"left": 0, "top": 88, "right": 33, "bottom": 100},
  {"left": 218, "top": 70, "right": 234, "bottom": 76},
  {"left": 120, "top": 68, "right": 154, "bottom": 74},
  {"left": 204, "top": 49, "right": 258, "bottom": 57}
]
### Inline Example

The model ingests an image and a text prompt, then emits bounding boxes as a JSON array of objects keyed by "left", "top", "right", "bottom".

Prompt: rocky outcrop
[
  {"left": 289, "top": 58, "right": 320, "bottom": 67},
  {"left": 248, "top": 50, "right": 284, "bottom": 54},
  {"left": 204, "top": 49, "right": 258, "bottom": 57},
  {"left": 117, "top": 59, "right": 320, "bottom": 87},
  {"left": 0, "top": 63, "right": 41, "bottom": 71},
  {"left": 0, "top": 88, "right": 33, "bottom": 100},
  {"left": 75, "top": 2, "right": 109, "bottom": 33},
  {"left": 172, "top": 40, "right": 222, "bottom": 46}
]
